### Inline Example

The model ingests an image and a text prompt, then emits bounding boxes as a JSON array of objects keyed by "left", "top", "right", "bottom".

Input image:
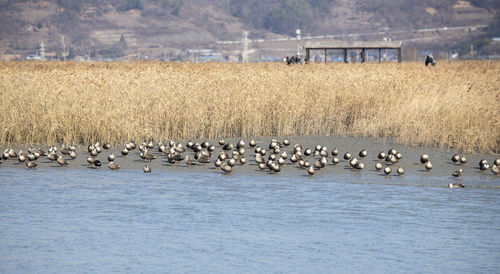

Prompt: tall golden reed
[{"left": 0, "top": 61, "right": 498, "bottom": 153}]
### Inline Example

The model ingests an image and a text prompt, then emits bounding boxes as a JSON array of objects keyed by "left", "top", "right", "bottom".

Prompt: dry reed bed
[{"left": 0, "top": 61, "right": 499, "bottom": 153}]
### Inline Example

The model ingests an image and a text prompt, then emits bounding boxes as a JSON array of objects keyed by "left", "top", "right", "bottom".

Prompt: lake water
[{"left": 1, "top": 168, "right": 499, "bottom": 273}]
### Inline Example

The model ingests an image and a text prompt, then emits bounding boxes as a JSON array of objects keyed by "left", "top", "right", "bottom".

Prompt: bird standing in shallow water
[
  {"left": 332, "top": 157, "right": 340, "bottom": 165},
  {"left": 93, "top": 158, "right": 102, "bottom": 167},
  {"left": 108, "top": 161, "right": 120, "bottom": 170},
  {"left": 307, "top": 166, "right": 315, "bottom": 176},
  {"left": 27, "top": 154, "right": 36, "bottom": 161},
  {"left": 460, "top": 156, "right": 467, "bottom": 164},
  {"left": 249, "top": 139, "right": 256, "bottom": 147},
  {"left": 57, "top": 156, "right": 68, "bottom": 167},
  {"left": 283, "top": 139, "right": 290, "bottom": 146},
  {"left": 214, "top": 158, "right": 222, "bottom": 169},
  {"left": 61, "top": 146, "right": 70, "bottom": 156},
  {"left": 240, "top": 157, "right": 247, "bottom": 165},
  {"left": 25, "top": 161, "right": 37, "bottom": 169},
  {"left": 354, "top": 162, "right": 364, "bottom": 170},
  {"left": 140, "top": 150, "right": 156, "bottom": 162},
  {"left": 378, "top": 151, "right": 386, "bottom": 160},
  {"left": 222, "top": 164, "right": 232, "bottom": 175},
  {"left": 18, "top": 153, "right": 26, "bottom": 163},
  {"left": 343, "top": 152, "right": 351, "bottom": 160},
  {"left": 87, "top": 156, "right": 95, "bottom": 166},
  {"left": 185, "top": 155, "right": 196, "bottom": 166},
  {"left": 420, "top": 154, "right": 429, "bottom": 164},
  {"left": 48, "top": 152, "right": 57, "bottom": 162}
]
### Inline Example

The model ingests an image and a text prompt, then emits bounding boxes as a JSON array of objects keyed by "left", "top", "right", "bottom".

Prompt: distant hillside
[{"left": 0, "top": 0, "right": 498, "bottom": 60}]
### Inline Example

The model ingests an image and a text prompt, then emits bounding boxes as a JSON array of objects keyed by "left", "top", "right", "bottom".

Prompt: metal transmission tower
[
  {"left": 296, "top": 29, "right": 301, "bottom": 56},
  {"left": 61, "top": 35, "right": 66, "bottom": 61},
  {"left": 40, "top": 40, "right": 46, "bottom": 61},
  {"left": 242, "top": 31, "right": 249, "bottom": 63}
]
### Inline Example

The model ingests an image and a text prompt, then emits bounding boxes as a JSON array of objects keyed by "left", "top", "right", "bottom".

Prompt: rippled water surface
[{"left": 1, "top": 168, "right": 499, "bottom": 273}]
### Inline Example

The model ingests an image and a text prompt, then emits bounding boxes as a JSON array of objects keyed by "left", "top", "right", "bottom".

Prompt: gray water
[{"left": 1, "top": 168, "right": 499, "bottom": 273}]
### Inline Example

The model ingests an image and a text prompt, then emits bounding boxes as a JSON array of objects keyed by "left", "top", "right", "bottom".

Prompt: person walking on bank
[{"left": 425, "top": 55, "right": 436, "bottom": 66}]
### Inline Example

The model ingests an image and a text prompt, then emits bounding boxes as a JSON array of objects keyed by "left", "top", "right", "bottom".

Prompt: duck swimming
[
  {"left": 448, "top": 182, "right": 465, "bottom": 188},
  {"left": 452, "top": 168, "right": 463, "bottom": 177}
]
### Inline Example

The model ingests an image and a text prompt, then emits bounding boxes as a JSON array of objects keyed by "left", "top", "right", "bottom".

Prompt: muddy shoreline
[{"left": 2, "top": 135, "right": 499, "bottom": 186}]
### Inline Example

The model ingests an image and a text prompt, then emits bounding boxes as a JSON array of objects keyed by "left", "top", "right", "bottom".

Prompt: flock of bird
[{"left": 1, "top": 138, "right": 499, "bottom": 188}]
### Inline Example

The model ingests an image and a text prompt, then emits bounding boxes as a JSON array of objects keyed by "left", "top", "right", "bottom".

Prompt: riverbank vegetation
[{"left": 0, "top": 61, "right": 498, "bottom": 153}]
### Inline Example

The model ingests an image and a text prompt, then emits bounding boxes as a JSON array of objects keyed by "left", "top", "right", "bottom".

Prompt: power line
[{"left": 216, "top": 24, "right": 487, "bottom": 45}]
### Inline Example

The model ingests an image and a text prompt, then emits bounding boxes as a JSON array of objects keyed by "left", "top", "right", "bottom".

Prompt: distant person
[
  {"left": 285, "top": 55, "right": 303, "bottom": 65},
  {"left": 296, "top": 54, "right": 302, "bottom": 64},
  {"left": 286, "top": 56, "right": 297, "bottom": 65},
  {"left": 425, "top": 55, "right": 435, "bottom": 66}
]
